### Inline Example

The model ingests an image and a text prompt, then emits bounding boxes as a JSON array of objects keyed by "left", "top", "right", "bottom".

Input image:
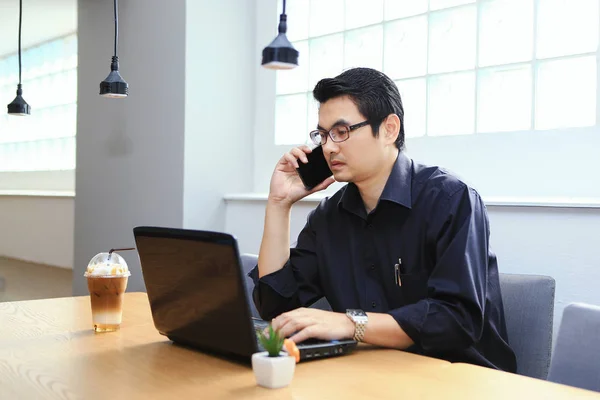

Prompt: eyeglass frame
[{"left": 309, "top": 120, "right": 371, "bottom": 146}]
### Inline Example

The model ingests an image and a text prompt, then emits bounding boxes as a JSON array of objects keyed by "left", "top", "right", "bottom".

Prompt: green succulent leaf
[{"left": 257, "top": 324, "right": 285, "bottom": 357}]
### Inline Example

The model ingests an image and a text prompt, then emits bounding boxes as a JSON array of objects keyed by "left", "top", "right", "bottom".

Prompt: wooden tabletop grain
[{"left": 0, "top": 292, "right": 598, "bottom": 400}]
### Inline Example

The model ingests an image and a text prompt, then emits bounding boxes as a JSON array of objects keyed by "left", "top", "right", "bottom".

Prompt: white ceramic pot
[{"left": 251, "top": 351, "right": 296, "bottom": 389}]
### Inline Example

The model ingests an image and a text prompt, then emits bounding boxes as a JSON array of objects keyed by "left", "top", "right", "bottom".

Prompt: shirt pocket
[
  {"left": 397, "top": 272, "right": 428, "bottom": 304},
  {"left": 389, "top": 260, "right": 428, "bottom": 307}
]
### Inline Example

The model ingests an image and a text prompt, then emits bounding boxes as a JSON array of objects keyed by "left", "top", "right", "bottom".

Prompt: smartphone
[{"left": 296, "top": 145, "right": 333, "bottom": 190}]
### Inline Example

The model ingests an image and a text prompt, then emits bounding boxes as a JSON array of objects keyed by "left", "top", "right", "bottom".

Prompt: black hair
[{"left": 313, "top": 67, "right": 405, "bottom": 151}]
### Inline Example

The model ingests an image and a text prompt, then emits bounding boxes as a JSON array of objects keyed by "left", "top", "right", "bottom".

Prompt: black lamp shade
[
  {"left": 262, "top": 34, "right": 299, "bottom": 70},
  {"left": 100, "top": 69, "right": 128, "bottom": 98},
  {"left": 100, "top": 0, "right": 128, "bottom": 98},
  {"left": 262, "top": 32, "right": 299, "bottom": 70},
  {"left": 262, "top": 11, "right": 298, "bottom": 70},
  {"left": 7, "top": 84, "right": 30, "bottom": 116}
]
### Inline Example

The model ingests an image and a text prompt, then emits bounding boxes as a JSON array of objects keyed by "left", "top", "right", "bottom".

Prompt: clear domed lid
[{"left": 84, "top": 251, "right": 131, "bottom": 277}]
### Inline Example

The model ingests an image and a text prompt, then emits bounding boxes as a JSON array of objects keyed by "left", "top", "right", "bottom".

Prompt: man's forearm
[
  {"left": 363, "top": 313, "right": 414, "bottom": 349},
  {"left": 257, "top": 200, "right": 292, "bottom": 278}
]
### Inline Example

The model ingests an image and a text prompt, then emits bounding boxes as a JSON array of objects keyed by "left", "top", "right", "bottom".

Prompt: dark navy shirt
[{"left": 249, "top": 152, "right": 517, "bottom": 372}]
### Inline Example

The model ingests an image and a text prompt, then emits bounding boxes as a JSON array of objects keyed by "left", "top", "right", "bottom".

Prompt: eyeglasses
[{"left": 309, "top": 120, "right": 370, "bottom": 146}]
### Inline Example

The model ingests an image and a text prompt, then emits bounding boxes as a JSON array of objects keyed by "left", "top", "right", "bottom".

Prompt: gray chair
[
  {"left": 499, "top": 273, "right": 556, "bottom": 380},
  {"left": 547, "top": 302, "right": 600, "bottom": 392},
  {"left": 239, "top": 253, "right": 332, "bottom": 319},
  {"left": 240, "top": 253, "right": 261, "bottom": 318}
]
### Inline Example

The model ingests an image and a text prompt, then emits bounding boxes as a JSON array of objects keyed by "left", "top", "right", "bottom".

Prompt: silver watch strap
[
  {"left": 353, "top": 319, "right": 366, "bottom": 342},
  {"left": 346, "top": 309, "right": 368, "bottom": 342}
]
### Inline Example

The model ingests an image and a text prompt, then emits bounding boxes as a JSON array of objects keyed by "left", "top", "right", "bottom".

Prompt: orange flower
[{"left": 283, "top": 339, "right": 300, "bottom": 363}]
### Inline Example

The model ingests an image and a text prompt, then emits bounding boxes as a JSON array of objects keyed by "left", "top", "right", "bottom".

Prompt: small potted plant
[{"left": 252, "top": 324, "right": 300, "bottom": 389}]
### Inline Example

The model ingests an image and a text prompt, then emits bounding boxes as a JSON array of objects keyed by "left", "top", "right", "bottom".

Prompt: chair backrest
[
  {"left": 239, "top": 253, "right": 332, "bottom": 319},
  {"left": 499, "top": 273, "right": 556, "bottom": 380},
  {"left": 240, "top": 254, "right": 261, "bottom": 318},
  {"left": 547, "top": 302, "right": 600, "bottom": 392}
]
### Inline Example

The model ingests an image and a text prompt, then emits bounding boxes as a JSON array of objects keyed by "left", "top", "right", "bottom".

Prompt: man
[{"left": 248, "top": 67, "right": 517, "bottom": 372}]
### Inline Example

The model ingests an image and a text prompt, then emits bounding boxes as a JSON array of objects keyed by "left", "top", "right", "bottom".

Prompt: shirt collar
[{"left": 339, "top": 151, "right": 413, "bottom": 217}]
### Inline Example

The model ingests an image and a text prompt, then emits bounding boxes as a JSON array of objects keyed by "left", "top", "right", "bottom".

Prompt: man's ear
[{"left": 381, "top": 113, "right": 400, "bottom": 145}]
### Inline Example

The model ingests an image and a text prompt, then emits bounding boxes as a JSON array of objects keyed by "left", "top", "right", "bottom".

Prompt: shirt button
[
  {"left": 369, "top": 264, "right": 375, "bottom": 271},
  {"left": 367, "top": 224, "right": 373, "bottom": 230},
  {"left": 371, "top": 301, "right": 377, "bottom": 308}
]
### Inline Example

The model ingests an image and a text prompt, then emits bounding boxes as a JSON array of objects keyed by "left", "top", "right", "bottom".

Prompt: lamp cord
[
  {"left": 278, "top": 0, "right": 288, "bottom": 34},
  {"left": 113, "top": 0, "right": 118, "bottom": 58},
  {"left": 18, "top": 0, "right": 22, "bottom": 85}
]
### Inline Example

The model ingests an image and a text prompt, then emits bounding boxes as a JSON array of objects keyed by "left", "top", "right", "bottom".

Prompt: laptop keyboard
[
  {"left": 252, "top": 318, "right": 269, "bottom": 332},
  {"left": 252, "top": 318, "right": 329, "bottom": 348},
  {"left": 252, "top": 319, "right": 268, "bottom": 351}
]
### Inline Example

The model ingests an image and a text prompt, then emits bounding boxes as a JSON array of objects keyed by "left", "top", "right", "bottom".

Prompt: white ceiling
[{"left": 0, "top": 0, "right": 77, "bottom": 57}]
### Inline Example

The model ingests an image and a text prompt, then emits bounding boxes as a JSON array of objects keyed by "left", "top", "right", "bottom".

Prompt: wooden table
[{"left": 0, "top": 293, "right": 598, "bottom": 400}]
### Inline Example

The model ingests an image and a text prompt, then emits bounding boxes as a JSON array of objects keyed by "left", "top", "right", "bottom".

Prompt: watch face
[{"left": 348, "top": 309, "right": 366, "bottom": 318}]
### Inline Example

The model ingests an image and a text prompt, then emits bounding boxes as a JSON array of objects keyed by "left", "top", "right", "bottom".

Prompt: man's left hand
[{"left": 270, "top": 308, "right": 355, "bottom": 344}]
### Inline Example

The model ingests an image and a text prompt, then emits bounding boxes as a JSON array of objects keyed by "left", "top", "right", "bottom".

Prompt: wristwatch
[{"left": 346, "top": 309, "right": 368, "bottom": 342}]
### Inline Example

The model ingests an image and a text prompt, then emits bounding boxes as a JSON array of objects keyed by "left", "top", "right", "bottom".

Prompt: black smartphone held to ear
[{"left": 296, "top": 145, "right": 333, "bottom": 191}]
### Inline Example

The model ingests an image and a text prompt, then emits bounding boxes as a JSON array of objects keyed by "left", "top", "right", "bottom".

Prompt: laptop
[{"left": 132, "top": 226, "right": 357, "bottom": 363}]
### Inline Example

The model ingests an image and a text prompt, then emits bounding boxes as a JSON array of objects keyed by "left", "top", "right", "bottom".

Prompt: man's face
[{"left": 317, "top": 95, "right": 389, "bottom": 184}]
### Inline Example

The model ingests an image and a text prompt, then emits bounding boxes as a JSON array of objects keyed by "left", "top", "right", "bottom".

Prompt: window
[
  {"left": 274, "top": 0, "right": 599, "bottom": 145},
  {"left": 0, "top": 33, "right": 78, "bottom": 172}
]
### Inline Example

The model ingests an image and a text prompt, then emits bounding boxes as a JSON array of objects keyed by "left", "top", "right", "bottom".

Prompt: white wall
[
  {"left": 0, "top": 195, "right": 73, "bottom": 268},
  {"left": 403, "top": 127, "right": 600, "bottom": 200},
  {"left": 253, "top": 0, "right": 279, "bottom": 192},
  {"left": 183, "top": 0, "right": 255, "bottom": 230},
  {"left": 224, "top": 197, "right": 600, "bottom": 339},
  {"left": 73, "top": 0, "right": 186, "bottom": 295}
]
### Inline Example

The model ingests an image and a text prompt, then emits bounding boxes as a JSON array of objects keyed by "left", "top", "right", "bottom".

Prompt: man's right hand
[
  {"left": 267, "top": 145, "right": 336, "bottom": 207},
  {"left": 259, "top": 146, "right": 334, "bottom": 279}
]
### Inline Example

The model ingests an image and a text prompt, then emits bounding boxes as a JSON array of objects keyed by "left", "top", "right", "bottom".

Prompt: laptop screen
[{"left": 134, "top": 227, "right": 258, "bottom": 358}]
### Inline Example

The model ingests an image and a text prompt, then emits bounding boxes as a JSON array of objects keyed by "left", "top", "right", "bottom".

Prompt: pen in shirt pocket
[{"left": 394, "top": 258, "right": 402, "bottom": 287}]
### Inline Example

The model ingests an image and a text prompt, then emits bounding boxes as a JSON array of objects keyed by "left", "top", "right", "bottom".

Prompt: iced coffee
[{"left": 84, "top": 251, "right": 131, "bottom": 332}]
